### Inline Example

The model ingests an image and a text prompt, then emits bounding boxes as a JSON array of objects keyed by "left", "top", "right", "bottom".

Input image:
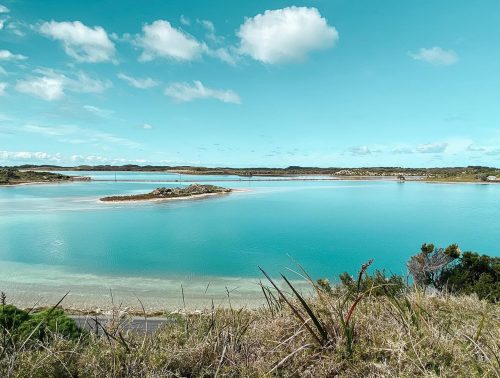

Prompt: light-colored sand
[
  {"left": 0, "top": 260, "right": 309, "bottom": 313},
  {"left": 98, "top": 188, "right": 249, "bottom": 204}
]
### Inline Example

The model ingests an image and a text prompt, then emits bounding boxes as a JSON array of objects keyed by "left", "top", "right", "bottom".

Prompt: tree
[
  {"left": 407, "top": 243, "right": 460, "bottom": 289},
  {"left": 438, "top": 252, "right": 499, "bottom": 302}
]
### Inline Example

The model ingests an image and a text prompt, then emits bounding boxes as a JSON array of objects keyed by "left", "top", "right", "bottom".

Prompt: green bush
[
  {"left": 438, "top": 252, "right": 500, "bottom": 302},
  {"left": 407, "top": 244, "right": 499, "bottom": 303},
  {"left": 0, "top": 304, "right": 84, "bottom": 342},
  {"left": 338, "top": 269, "right": 407, "bottom": 297},
  {"left": 0, "top": 304, "right": 30, "bottom": 331}
]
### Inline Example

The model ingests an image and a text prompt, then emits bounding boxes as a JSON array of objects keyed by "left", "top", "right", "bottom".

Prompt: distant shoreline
[{"left": 2, "top": 175, "right": 500, "bottom": 187}]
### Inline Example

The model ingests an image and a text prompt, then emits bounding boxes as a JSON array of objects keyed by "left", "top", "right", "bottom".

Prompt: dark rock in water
[{"left": 100, "top": 184, "right": 231, "bottom": 202}]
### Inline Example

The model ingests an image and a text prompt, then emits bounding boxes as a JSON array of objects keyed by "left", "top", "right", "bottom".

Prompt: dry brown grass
[{"left": 2, "top": 285, "right": 499, "bottom": 377}]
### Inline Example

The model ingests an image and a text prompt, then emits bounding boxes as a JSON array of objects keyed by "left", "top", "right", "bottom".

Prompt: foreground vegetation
[
  {"left": 10, "top": 164, "right": 500, "bottom": 182},
  {"left": 1, "top": 244, "right": 499, "bottom": 377},
  {"left": 0, "top": 168, "right": 72, "bottom": 185}
]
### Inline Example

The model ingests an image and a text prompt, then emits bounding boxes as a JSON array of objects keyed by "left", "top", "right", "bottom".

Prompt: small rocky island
[{"left": 100, "top": 184, "right": 232, "bottom": 202}]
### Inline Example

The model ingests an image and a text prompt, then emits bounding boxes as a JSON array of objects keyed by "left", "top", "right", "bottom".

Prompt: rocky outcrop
[{"left": 100, "top": 184, "right": 231, "bottom": 202}]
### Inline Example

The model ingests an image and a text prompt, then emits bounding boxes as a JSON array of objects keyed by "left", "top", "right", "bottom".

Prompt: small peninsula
[
  {"left": 0, "top": 168, "right": 81, "bottom": 185},
  {"left": 100, "top": 184, "right": 232, "bottom": 202}
]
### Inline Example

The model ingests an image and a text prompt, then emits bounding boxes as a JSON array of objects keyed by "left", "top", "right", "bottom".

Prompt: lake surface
[{"left": 1, "top": 172, "right": 499, "bottom": 311}]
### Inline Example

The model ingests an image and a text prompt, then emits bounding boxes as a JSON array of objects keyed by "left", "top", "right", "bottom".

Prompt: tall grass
[{"left": 1, "top": 266, "right": 499, "bottom": 377}]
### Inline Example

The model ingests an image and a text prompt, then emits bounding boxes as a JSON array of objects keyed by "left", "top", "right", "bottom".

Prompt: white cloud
[
  {"left": 199, "top": 19, "right": 215, "bottom": 33},
  {"left": 164, "top": 80, "right": 241, "bottom": 104},
  {"left": 70, "top": 155, "right": 147, "bottom": 164},
  {"left": 23, "top": 124, "right": 141, "bottom": 149},
  {"left": 205, "top": 47, "right": 238, "bottom": 65},
  {"left": 416, "top": 142, "right": 448, "bottom": 153},
  {"left": 15, "top": 69, "right": 111, "bottom": 101},
  {"left": 0, "top": 18, "right": 5, "bottom": 30},
  {"left": 198, "top": 19, "right": 221, "bottom": 43},
  {"left": 0, "top": 4, "right": 9, "bottom": 13},
  {"left": 117, "top": 72, "right": 159, "bottom": 89},
  {"left": 137, "top": 20, "right": 203, "bottom": 62},
  {"left": 68, "top": 71, "right": 111, "bottom": 93},
  {"left": 39, "top": 20, "right": 116, "bottom": 63},
  {"left": 16, "top": 76, "right": 65, "bottom": 100},
  {"left": 6, "top": 21, "right": 27, "bottom": 37},
  {"left": 349, "top": 146, "right": 372, "bottom": 155},
  {"left": 142, "top": 123, "right": 153, "bottom": 130},
  {"left": 0, "top": 82, "right": 6, "bottom": 95},
  {"left": 0, "top": 49, "right": 27, "bottom": 61},
  {"left": 409, "top": 47, "right": 458, "bottom": 66},
  {"left": 392, "top": 146, "right": 414, "bottom": 154},
  {"left": 0, "top": 150, "right": 61, "bottom": 162},
  {"left": 237, "top": 6, "right": 338, "bottom": 64},
  {"left": 82, "top": 105, "right": 113, "bottom": 118},
  {"left": 180, "top": 15, "right": 191, "bottom": 26}
]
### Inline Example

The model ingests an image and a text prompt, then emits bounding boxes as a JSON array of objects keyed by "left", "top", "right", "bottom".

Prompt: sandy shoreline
[
  {"left": 0, "top": 261, "right": 310, "bottom": 314},
  {"left": 98, "top": 188, "right": 248, "bottom": 204}
]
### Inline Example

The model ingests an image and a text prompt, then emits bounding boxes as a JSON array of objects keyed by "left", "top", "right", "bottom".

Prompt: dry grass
[{"left": 1, "top": 284, "right": 499, "bottom": 377}]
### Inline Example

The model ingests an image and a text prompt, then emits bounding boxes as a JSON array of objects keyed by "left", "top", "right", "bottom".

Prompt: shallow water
[{"left": 1, "top": 172, "right": 499, "bottom": 310}]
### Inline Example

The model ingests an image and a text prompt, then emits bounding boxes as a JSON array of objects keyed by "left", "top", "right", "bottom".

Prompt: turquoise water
[{"left": 1, "top": 172, "right": 499, "bottom": 309}]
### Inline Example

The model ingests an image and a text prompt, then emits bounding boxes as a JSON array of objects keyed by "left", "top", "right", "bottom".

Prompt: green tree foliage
[
  {"left": 438, "top": 252, "right": 500, "bottom": 302},
  {"left": 408, "top": 244, "right": 499, "bottom": 302}
]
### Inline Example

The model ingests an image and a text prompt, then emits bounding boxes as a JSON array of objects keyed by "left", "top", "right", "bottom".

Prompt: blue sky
[{"left": 1, "top": 0, "right": 499, "bottom": 167}]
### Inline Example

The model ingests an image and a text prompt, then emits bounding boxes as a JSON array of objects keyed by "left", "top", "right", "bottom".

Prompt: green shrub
[
  {"left": 1, "top": 303, "right": 84, "bottom": 342},
  {"left": 438, "top": 252, "right": 500, "bottom": 302},
  {"left": 17, "top": 308, "right": 84, "bottom": 342},
  {"left": 408, "top": 244, "right": 499, "bottom": 302},
  {"left": 338, "top": 269, "right": 407, "bottom": 297},
  {"left": 0, "top": 304, "right": 30, "bottom": 331}
]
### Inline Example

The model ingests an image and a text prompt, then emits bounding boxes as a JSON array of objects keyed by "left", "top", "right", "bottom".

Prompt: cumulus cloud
[
  {"left": 205, "top": 47, "right": 238, "bottom": 65},
  {"left": 0, "top": 4, "right": 8, "bottom": 13},
  {"left": 117, "top": 72, "right": 159, "bottom": 88},
  {"left": 409, "top": 47, "right": 458, "bottom": 66},
  {"left": 70, "top": 155, "right": 147, "bottom": 164},
  {"left": 142, "top": 123, "right": 153, "bottom": 130},
  {"left": 39, "top": 21, "right": 116, "bottom": 63},
  {"left": 164, "top": 80, "right": 241, "bottom": 104},
  {"left": 15, "top": 69, "right": 111, "bottom": 101},
  {"left": 0, "top": 49, "right": 27, "bottom": 61},
  {"left": 416, "top": 142, "right": 448, "bottom": 153},
  {"left": 349, "top": 146, "right": 372, "bottom": 155},
  {"left": 237, "top": 6, "right": 338, "bottom": 64},
  {"left": 0, "top": 150, "right": 61, "bottom": 162},
  {"left": 16, "top": 75, "right": 65, "bottom": 100},
  {"left": 136, "top": 20, "right": 203, "bottom": 61},
  {"left": 0, "top": 82, "right": 6, "bottom": 95}
]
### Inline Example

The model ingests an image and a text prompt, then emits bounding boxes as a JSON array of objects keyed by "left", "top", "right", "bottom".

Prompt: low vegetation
[
  {"left": 0, "top": 168, "right": 72, "bottom": 185},
  {"left": 10, "top": 164, "right": 500, "bottom": 182},
  {"left": 1, "top": 244, "right": 499, "bottom": 377},
  {"left": 100, "top": 184, "right": 231, "bottom": 202}
]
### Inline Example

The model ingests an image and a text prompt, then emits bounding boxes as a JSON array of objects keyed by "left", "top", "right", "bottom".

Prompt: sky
[{"left": 1, "top": 0, "right": 500, "bottom": 168}]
